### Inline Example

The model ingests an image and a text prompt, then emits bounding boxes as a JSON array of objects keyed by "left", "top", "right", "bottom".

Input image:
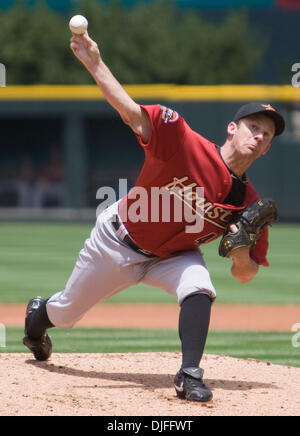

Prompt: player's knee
[{"left": 178, "top": 288, "right": 216, "bottom": 306}]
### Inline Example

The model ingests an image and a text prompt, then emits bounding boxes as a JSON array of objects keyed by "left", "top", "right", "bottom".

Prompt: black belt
[{"left": 112, "top": 214, "right": 157, "bottom": 258}]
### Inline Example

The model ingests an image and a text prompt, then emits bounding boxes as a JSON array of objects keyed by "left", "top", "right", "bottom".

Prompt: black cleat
[
  {"left": 23, "top": 296, "right": 52, "bottom": 361},
  {"left": 174, "top": 367, "right": 213, "bottom": 402}
]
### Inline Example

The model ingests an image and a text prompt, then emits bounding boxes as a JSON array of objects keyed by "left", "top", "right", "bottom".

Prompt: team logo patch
[
  {"left": 160, "top": 105, "right": 179, "bottom": 123},
  {"left": 262, "top": 104, "right": 276, "bottom": 112}
]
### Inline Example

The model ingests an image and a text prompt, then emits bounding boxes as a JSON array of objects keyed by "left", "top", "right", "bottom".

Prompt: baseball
[{"left": 69, "top": 15, "right": 88, "bottom": 35}]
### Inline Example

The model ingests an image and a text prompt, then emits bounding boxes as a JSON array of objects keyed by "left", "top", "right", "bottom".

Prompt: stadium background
[{"left": 0, "top": 0, "right": 299, "bottom": 370}]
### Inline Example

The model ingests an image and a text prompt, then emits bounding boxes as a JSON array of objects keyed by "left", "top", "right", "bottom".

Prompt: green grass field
[
  {"left": 2, "top": 327, "right": 299, "bottom": 367},
  {"left": 0, "top": 222, "right": 299, "bottom": 367},
  {"left": 0, "top": 221, "right": 299, "bottom": 304}
]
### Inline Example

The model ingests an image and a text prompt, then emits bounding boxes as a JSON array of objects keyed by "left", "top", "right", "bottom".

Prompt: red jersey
[{"left": 119, "top": 104, "right": 269, "bottom": 266}]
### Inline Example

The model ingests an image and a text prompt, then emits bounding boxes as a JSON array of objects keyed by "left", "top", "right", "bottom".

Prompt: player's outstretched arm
[{"left": 70, "top": 32, "right": 152, "bottom": 143}]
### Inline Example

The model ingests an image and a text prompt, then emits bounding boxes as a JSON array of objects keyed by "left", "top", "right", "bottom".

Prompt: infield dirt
[
  {"left": 1, "top": 304, "right": 299, "bottom": 416},
  {"left": 0, "top": 303, "right": 299, "bottom": 330},
  {"left": 0, "top": 352, "right": 299, "bottom": 416}
]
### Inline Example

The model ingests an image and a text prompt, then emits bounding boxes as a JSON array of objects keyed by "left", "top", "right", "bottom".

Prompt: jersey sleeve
[
  {"left": 136, "top": 104, "right": 186, "bottom": 161},
  {"left": 244, "top": 179, "right": 270, "bottom": 266}
]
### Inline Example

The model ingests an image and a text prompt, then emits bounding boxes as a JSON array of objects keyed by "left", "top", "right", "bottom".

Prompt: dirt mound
[{"left": 0, "top": 352, "right": 299, "bottom": 416}]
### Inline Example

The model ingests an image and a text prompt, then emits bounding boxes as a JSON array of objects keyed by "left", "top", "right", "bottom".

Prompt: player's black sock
[
  {"left": 179, "top": 293, "right": 212, "bottom": 369},
  {"left": 26, "top": 299, "right": 54, "bottom": 340}
]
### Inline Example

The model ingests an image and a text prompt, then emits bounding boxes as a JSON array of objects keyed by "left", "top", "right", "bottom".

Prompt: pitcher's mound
[{"left": 0, "top": 352, "right": 299, "bottom": 416}]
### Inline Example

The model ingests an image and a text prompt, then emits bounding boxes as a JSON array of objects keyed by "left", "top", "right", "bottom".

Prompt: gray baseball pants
[{"left": 46, "top": 201, "right": 216, "bottom": 329}]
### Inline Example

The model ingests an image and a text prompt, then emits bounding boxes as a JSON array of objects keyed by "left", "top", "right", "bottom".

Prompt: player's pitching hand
[
  {"left": 70, "top": 32, "right": 101, "bottom": 73},
  {"left": 229, "top": 246, "right": 259, "bottom": 284},
  {"left": 226, "top": 224, "right": 258, "bottom": 283}
]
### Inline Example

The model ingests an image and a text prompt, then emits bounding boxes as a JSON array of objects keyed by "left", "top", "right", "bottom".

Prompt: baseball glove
[{"left": 219, "top": 198, "right": 278, "bottom": 258}]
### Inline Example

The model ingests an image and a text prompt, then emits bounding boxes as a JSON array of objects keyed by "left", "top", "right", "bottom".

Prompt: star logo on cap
[{"left": 262, "top": 104, "right": 276, "bottom": 112}]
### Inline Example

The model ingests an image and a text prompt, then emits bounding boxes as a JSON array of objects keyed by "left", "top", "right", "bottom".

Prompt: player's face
[{"left": 230, "top": 114, "right": 275, "bottom": 160}]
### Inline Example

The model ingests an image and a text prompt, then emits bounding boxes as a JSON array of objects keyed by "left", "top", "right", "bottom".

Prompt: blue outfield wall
[{"left": 0, "top": 95, "right": 298, "bottom": 220}]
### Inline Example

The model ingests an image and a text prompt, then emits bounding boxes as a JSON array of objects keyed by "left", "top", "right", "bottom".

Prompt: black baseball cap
[{"left": 233, "top": 102, "right": 285, "bottom": 136}]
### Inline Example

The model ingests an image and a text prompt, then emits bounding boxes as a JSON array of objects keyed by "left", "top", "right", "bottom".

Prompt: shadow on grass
[{"left": 26, "top": 359, "right": 277, "bottom": 393}]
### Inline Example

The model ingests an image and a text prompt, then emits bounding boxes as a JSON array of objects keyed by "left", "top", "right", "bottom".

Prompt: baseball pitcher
[{"left": 23, "top": 31, "right": 284, "bottom": 403}]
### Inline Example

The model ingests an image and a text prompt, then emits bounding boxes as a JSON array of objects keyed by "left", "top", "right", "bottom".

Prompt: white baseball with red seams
[{"left": 69, "top": 15, "right": 88, "bottom": 35}]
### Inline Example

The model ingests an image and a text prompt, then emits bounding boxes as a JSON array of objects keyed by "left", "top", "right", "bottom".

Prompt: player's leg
[
  {"left": 23, "top": 202, "right": 145, "bottom": 359},
  {"left": 142, "top": 249, "right": 215, "bottom": 401},
  {"left": 178, "top": 293, "right": 212, "bottom": 369},
  {"left": 24, "top": 237, "right": 135, "bottom": 344},
  {"left": 45, "top": 226, "right": 138, "bottom": 329}
]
